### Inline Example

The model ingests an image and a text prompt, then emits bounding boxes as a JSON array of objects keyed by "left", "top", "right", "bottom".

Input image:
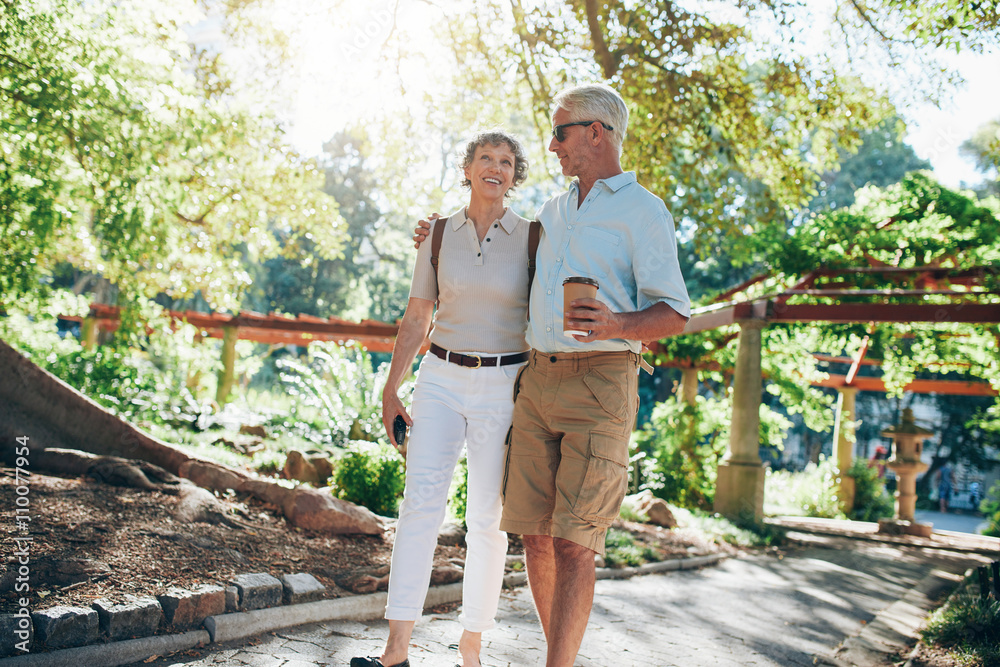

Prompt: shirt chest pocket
[{"left": 565, "top": 226, "right": 623, "bottom": 280}]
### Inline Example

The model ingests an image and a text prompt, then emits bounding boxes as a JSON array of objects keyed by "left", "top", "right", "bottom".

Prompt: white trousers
[{"left": 385, "top": 352, "right": 521, "bottom": 632}]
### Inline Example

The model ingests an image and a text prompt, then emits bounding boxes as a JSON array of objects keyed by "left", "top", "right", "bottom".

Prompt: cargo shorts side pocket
[
  {"left": 582, "top": 369, "right": 627, "bottom": 423},
  {"left": 572, "top": 432, "right": 629, "bottom": 527}
]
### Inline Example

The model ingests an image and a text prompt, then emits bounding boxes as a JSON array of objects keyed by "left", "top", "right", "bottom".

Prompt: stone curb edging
[
  {"left": 1, "top": 552, "right": 728, "bottom": 666},
  {"left": 595, "top": 553, "right": 726, "bottom": 580},
  {"left": 813, "top": 563, "right": 973, "bottom": 666},
  {"left": 0, "top": 630, "right": 210, "bottom": 667},
  {"left": 766, "top": 517, "right": 1000, "bottom": 556}
]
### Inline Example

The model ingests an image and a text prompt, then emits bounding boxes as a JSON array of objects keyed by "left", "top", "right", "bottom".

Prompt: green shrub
[
  {"left": 981, "top": 481, "right": 1000, "bottom": 537},
  {"left": 332, "top": 441, "right": 405, "bottom": 517},
  {"left": 764, "top": 456, "right": 846, "bottom": 519},
  {"left": 921, "top": 576, "right": 1000, "bottom": 666},
  {"left": 671, "top": 506, "right": 785, "bottom": 547},
  {"left": 634, "top": 393, "right": 792, "bottom": 510},
  {"left": 0, "top": 291, "right": 222, "bottom": 425},
  {"left": 603, "top": 528, "right": 659, "bottom": 568},
  {"left": 273, "top": 342, "right": 408, "bottom": 447},
  {"left": 846, "top": 458, "right": 895, "bottom": 522},
  {"left": 447, "top": 456, "right": 469, "bottom": 526},
  {"left": 632, "top": 395, "right": 730, "bottom": 509}
]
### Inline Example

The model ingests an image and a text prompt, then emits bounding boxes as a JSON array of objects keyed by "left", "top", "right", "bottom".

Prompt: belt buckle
[{"left": 470, "top": 354, "right": 482, "bottom": 369}]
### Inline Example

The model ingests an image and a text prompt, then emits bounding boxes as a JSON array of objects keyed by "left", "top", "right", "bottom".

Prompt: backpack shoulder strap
[
  {"left": 526, "top": 220, "right": 541, "bottom": 319},
  {"left": 430, "top": 216, "right": 447, "bottom": 293}
]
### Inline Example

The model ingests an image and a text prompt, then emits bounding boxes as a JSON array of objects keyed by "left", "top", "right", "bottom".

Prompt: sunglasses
[{"left": 551, "top": 120, "right": 614, "bottom": 142}]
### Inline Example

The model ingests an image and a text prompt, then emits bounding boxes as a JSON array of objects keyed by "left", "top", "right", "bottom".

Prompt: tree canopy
[
  {"left": 0, "top": 0, "right": 344, "bottom": 311},
  {"left": 427, "top": 0, "right": 1000, "bottom": 260}
]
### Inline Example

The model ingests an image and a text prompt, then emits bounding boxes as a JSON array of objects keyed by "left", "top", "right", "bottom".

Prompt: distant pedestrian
[
  {"left": 868, "top": 445, "right": 888, "bottom": 479},
  {"left": 969, "top": 480, "right": 982, "bottom": 511},
  {"left": 937, "top": 463, "right": 954, "bottom": 513}
]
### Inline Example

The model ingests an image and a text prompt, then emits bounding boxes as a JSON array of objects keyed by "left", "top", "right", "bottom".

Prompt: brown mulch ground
[
  {"left": 0, "top": 469, "right": 727, "bottom": 617},
  {"left": 907, "top": 643, "right": 971, "bottom": 667}
]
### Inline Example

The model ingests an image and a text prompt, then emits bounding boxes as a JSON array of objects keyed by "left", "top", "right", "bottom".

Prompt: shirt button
[
  {"left": 546, "top": 327, "right": 551, "bottom": 332},
  {"left": 568, "top": 225, "right": 573, "bottom": 230},
  {"left": 477, "top": 252, "right": 481, "bottom": 257},
  {"left": 550, "top": 356, "right": 557, "bottom": 363},
  {"left": 494, "top": 223, "right": 498, "bottom": 228},
  {"left": 547, "top": 290, "right": 552, "bottom": 295},
  {"left": 556, "top": 257, "right": 562, "bottom": 262},
  {"left": 486, "top": 238, "right": 491, "bottom": 242}
]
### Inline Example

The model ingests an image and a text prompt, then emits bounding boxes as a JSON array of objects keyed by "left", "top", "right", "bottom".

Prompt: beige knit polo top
[{"left": 409, "top": 207, "right": 531, "bottom": 355}]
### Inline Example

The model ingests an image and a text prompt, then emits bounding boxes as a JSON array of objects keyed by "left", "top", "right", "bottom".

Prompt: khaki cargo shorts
[{"left": 499, "top": 349, "right": 639, "bottom": 554}]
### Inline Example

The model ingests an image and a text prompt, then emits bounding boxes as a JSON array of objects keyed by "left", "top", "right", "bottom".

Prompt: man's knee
[
  {"left": 552, "top": 537, "right": 597, "bottom": 561},
  {"left": 523, "top": 533, "right": 554, "bottom": 556}
]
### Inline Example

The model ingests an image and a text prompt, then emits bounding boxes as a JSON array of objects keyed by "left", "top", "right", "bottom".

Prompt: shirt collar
[
  {"left": 570, "top": 170, "right": 637, "bottom": 195},
  {"left": 453, "top": 206, "right": 521, "bottom": 233}
]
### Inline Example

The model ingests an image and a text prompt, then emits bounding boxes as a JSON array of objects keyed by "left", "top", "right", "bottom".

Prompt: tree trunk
[{"left": 0, "top": 337, "right": 382, "bottom": 535}]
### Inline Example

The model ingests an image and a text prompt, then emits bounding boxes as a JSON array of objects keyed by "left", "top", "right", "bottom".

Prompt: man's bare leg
[
  {"left": 522, "top": 534, "right": 556, "bottom": 640},
  {"left": 546, "top": 537, "right": 596, "bottom": 667},
  {"left": 523, "top": 534, "right": 597, "bottom": 667}
]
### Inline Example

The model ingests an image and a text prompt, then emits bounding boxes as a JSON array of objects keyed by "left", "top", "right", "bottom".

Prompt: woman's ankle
[{"left": 457, "top": 630, "right": 483, "bottom": 666}]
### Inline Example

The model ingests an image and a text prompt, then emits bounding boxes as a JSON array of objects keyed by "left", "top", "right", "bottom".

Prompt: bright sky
[{"left": 902, "top": 49, "right": 1000, "bottom": 188}]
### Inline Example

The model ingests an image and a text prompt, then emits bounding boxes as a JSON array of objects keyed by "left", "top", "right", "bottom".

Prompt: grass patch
[
  {"left": 603, "top": 528, "right": 660, "bottom": 568},
  {"left": 921, "top": 576, "right": 1000, "bottom": 667},
  {"left": 671, "top": 506, "right": 785, "bottom": 547},
  {"left": 764, "top": 456, "right": 846, "bottom": 519}
]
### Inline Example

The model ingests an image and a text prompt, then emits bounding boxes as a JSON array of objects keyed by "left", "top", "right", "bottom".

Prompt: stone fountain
[{"left": 878, "top": 408, "right": 933, "bottom": 538}]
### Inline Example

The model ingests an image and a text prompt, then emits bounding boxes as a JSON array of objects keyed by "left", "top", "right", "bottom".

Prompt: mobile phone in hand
[{"left": 393, "top": 415, "right": 408, "bottom": 448}]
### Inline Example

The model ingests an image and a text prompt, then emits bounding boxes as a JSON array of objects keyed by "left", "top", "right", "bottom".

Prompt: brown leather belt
[{"left": 430, "top": 343, "right": 529, "bottom": 369}]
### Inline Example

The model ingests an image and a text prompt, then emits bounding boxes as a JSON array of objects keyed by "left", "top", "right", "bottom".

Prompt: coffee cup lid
[{"left": 562, "top": 276, "right": 599, "bottom": 288}]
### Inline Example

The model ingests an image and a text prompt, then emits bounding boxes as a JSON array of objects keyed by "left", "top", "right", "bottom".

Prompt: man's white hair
[{"left": 552, "top": 83, "right": 629, "bottom": 156}]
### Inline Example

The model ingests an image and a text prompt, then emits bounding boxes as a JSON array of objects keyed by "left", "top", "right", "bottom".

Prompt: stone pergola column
[
  {"left": 216, "top": 326, "right": 239, "bottom": 405},
  {"left": 80, "top": 317, "right": 99, "bottom": 349},
  {"left": 680, "top": 367, "right": 698, "bottom": 406},
  {"left": 832, "top": 386, "right": 859, "bottom": 511},
  {"left": 714, "top": 319, "right": 766, "bottom": 523}
]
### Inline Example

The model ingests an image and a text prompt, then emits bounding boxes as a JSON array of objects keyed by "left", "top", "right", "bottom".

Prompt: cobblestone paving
[{"left": 140, "top": 534, "right": 988, "bottom": 667}]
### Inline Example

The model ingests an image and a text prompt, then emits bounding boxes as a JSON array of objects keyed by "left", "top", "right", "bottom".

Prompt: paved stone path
[
  {"left": 913, "top": 509, "right": 989, "bottom": 536},
  {"left": 139, "top": 533, "right": 990, "bottom": 667}
]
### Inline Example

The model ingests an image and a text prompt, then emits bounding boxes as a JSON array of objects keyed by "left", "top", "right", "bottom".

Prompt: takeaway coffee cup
[{"left": 563, "top": 276, "right": 599, "bottom": 336}]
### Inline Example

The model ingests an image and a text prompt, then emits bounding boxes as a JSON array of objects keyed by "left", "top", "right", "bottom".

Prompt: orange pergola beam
[{"left": 814, "top": 374, "right": 997, "bottom": 396}]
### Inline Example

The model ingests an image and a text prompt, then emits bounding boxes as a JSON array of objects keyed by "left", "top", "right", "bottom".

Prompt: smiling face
[
  {"left": 548, "top": 106, "right": 592, "bottom": 178},
  {"left": 464, "top": 142, "right": 517, "bottom": 203}
]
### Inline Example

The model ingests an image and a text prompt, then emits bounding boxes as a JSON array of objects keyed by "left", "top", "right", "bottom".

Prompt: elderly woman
[{"left": 351, "top": 130, "right": 532, "bottom": 667}]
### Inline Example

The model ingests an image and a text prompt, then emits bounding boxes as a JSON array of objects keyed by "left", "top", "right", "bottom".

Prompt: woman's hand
[{"left": 382, "top": 388, "right": 412, "bottom": 455}]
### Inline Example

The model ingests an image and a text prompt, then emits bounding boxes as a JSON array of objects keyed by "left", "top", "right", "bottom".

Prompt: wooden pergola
[
  {"left": 648, "top": 265, "right": 1000, "bottom": 522},
  {"left": 61, "top": 304, "right": 412, "bottom": 403}
]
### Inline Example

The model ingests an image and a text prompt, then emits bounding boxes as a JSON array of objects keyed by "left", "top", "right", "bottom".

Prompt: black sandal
[{"left": 349, "top": 657, "right": 410, "bottom": 667}]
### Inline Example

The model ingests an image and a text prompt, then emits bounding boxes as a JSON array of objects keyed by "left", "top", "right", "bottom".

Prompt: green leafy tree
[
  {"left": 808, "top": 117, "right": 932, "bottom": 212},
  {"left": 243, "top": 132, "right": 413, "bottom": 322},
  {"left": 960, "top": 116, "right": 1000, "bottom": 198},
  {"left": 422, "top": 0, "right": 998, "bottom": 262},
  {"left": 1, "top": 0, "right": 345, "bottom": 314}
]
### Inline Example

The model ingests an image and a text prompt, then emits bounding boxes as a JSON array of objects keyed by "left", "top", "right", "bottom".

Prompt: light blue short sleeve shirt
[{"left": 526, "top": 171, "right": 691, "bottom": 354}]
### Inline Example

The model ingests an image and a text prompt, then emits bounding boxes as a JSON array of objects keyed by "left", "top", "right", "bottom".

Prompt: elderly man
[{"left": 416, "top": 83, "right": 690, "bottom": 667}]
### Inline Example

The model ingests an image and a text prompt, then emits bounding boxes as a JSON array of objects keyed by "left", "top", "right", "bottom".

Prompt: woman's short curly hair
[{"left": 460, "top": 130, "right": 529, "bottom": 197}]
